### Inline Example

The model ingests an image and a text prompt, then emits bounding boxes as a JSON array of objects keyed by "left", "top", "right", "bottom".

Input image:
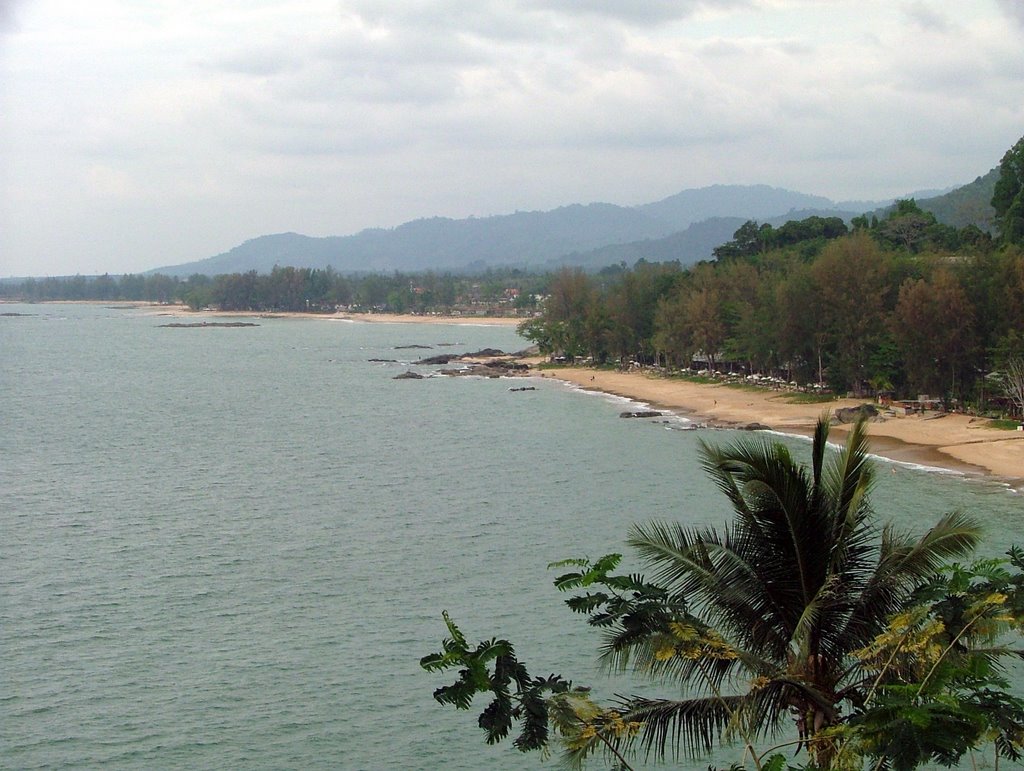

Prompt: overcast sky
[{"left": 1, "top": 0, "right": 1022, "bottom": 276}]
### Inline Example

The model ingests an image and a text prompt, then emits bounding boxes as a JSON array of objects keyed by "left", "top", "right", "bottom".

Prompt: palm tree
[{"left": 609, "top": 416, "right": 981, "bottom": 767}]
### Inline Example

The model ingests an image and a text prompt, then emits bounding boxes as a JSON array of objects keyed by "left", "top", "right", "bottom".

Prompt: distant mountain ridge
[{"left": 151, "top": 180, "right": 996, "bottom": 277}]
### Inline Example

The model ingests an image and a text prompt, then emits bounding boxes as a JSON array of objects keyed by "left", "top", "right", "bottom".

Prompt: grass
[
  {"left": 781, "top": 392, "right": 840, "bottom": 404},
  {"left": 723, "top": 382, "right": 772, "bottom": 392},
  {"left": 985, "top": 418, "right": 1024, "bottom": 431}
]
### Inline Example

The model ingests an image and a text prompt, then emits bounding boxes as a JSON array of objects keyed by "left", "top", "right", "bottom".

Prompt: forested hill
[
  {"left": 151, "top": 185, "right": 895, "bottom": 277},
  {"left": 862, "top": 168, "right": 998, "bottom": 230},
  {"left": 555, "top": 207, "right": 875, "bottom": 270}
]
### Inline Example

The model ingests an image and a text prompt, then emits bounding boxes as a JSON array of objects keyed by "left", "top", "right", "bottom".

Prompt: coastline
[
  {"left": 6, "top": 300, "right": 524, "bottom": 326},
  {"left": 22, "top": 302, "right": 1020, "bottom": 487},
  {"left": 539, "top": 366, "right": 1024, "bottom": 489},
  {"left": 145, "top": 303, "right": 524, "bottom": 327}
]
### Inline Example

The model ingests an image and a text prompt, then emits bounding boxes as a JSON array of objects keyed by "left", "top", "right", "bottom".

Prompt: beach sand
[
  {"left": 541, "top": 366, "right": 1024, "bottom": 487},
  {"left": 146, "top": 304, "right": 524, "bottom": 327}
]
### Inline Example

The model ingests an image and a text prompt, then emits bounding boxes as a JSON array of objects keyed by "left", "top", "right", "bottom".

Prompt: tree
[
  {"left": 423, "top": 418, "right": 1018, "bottom": 769},
  {"left": 843, "top": 551, "right": 1024, "bottom": 769},
  {"left": 811, "top": 233, "right": 892, "bottom": 393},
  {"left": 992, "top": 135, "right": 1024, "bottom": 246},
  {"left": 714, "top": 220, "right": 768, "bottom": 260},
  {"left": 683, "top": 284, "right": 727, "bottom": 371},
  {"left": 652, "top": 290, "right": 694, "bottom": 369},
  {"left": 774, "top": 263, "right": 827, "bottom": 385},
  {"left": 878, "top": 199, "right": 936, "bottom": 252},
  {"left": 991, "top": 356, "right": 1024, "bottom": 419},
  {"left": 891, "top": 269, "right": 976, "bottom": 403}
]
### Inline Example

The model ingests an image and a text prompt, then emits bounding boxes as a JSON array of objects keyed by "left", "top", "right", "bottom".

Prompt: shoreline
[
  {"left": 539, "top": 366, "right": 1024, "bottom": 490},
  {"left": 9, "top": 300, "right": 525, "bottom": 326},
  {"left": 19, "top": 302, "right": 1020, "bottom": 487},
  {"left": 155, "top": 304, "right": 524, "bottom": 326}
]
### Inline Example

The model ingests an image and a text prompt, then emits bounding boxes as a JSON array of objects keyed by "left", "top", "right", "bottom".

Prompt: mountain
[
  {"left": 917, "top": 169, "right": 997, "bottom": 230},
  {"left": 152, "top": 182, "right": 981, "bottom": 277},
  {"left": 152, "top": 203, "right": 673, "bottom": 277},
  {"left": 859, "top": 170, "right": 997, "bottom": 231},
  {"left": 555, "top": 217, "right": 747, "bottom": 270},
  {"left": 634, "top": 184, "right": 835, "bottom": 231}
]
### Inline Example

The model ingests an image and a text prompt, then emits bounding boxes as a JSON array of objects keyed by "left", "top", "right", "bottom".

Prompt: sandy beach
[
  {"left": 143, "top": 303, "right": 524, "bottom": 327},
  {"left": 541, "top": 366, "right": 1024, "bottom": 488}
]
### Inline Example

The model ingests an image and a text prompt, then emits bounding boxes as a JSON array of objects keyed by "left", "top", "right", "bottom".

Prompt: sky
[{"left": 1, "top": 1, "right": 1023, "bottom": 277}]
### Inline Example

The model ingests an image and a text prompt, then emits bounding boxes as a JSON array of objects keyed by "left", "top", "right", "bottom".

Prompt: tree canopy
[{"left": 993, "top": 135, "right": 1024, "bottom": 246}]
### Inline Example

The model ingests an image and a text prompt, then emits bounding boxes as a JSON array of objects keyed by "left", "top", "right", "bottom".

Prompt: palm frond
[
  {"left": 628, "top": 522, "right": 798, "bottom": 657},
  {"left": 623, "top": 694, "right": 747, "bottom": 760},
  {"left": 623, "top": 680, "right": 798, "bottom": 762},
  {"left": 811, "top": 413, "right": 830, "bottom": 489},
  {"left": 823, "top": 416, "right": 875, "bottom": 526}
]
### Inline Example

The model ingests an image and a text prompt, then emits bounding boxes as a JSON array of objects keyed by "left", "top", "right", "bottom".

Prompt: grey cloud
[
  {"left": 0, "top": 0, "right": 24, "bottom": 34},
  {"left": 903, "top": 2, "right": 951, "bottom": 33},
  {"left": 996, "top": 0, "right": 1024, "bottom": 27},
  {"left": 205, "top": 47, "right": 303, "bottom": 77},
  {"left": 523, "top": 0, "right": 749, "bottom": 25},
  {"left": 344, "top": 0, "right": 542, "bottom": 41}
]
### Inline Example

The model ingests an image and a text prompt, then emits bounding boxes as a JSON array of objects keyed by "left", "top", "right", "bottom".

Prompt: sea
[{"left": 2, "top": 302, "right": 1021, "bottom": 770}]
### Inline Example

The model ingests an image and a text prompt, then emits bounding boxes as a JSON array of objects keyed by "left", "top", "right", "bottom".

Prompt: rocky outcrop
[
  {"left": 740, "top": 422, "right": 772, "bottom": 431},
  {"left": 415, "top": 354, "right": 461, "bottom": 365},
  {"left": 620, "top": 410, "right": 663, "bottom": 418},
  {"left": 484, "top": 359, "right": 529, "bottom": 371},
  {"left": 438, "top": 365, "right": 507, "bottom": 378},
  {"left": 393, "top": 370, "right": 424, "bottom": 379},
  {"left": 834, "top": 404, "right": 879, "bottom": 424}
]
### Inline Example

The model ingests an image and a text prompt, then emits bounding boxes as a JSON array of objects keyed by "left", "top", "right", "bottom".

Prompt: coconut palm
[{"left": 609, "top": 416, "right": 982, "bottom": 767}]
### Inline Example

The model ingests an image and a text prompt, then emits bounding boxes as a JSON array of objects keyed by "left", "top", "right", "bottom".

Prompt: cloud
[
  {"left": 903, "top": 2, "right": 951, "bottom": 32},
  {"left": 523, "top": 0, "right": 748, "bottom": 25},
  {"left": 996, "top": 0, "right": 1024, "bottom": 27},
  {"left": 206, "top": 46, "right": 302, "bottom": 77},
  {"left": 4, "top": 0, "right": 1024, "bottom": 276},
  {"left": 0, "top": 0, "right": 24, "bottom": 34}
]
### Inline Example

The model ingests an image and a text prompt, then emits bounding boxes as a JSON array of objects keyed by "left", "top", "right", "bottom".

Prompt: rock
[
  {"left": 620, "top": 410, "right": 663, "bottom": 418},
  {"left": 834, "top": 404, "right": 879, "bottom": 424},
  {"left": 368, "top": 358, "right": 398, "bottom": 363},
  {"left": 415, "top": 354, "right": 460, "bottom": 365},
  {"left": 393, "top": 370, "right": 424, "bottom": 379},
  {"left": 394, "top": 344, "right": 433, "bottom": 350},
  {"left": 464, "top": 348, "right": 505, "bottom": 357},
  {"left": 508, "top": 386, "right": 536, "bottom": 392},
  {"left": 741, "top": 422, "right": 772, "bottom": 431}
]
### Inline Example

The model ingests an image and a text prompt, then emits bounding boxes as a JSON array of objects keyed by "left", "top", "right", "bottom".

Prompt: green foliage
[
  {"left": 993, "top": 135, "right": 1024, "bottom": 245},
  {"left": 420, "top": 611, "right": 573, "bottom": 751},
  {"left": 424, "top": 420, "right": 1024, "bottom": 769},
  {"left": 843, "top": 551, "right": 1024, "bottom": 769},
  {"left": 780, "top": 392, "right": 837, "bottom": 404},
  {"left": 986, "top": 418, "right": 1021, "bottom": 430}
]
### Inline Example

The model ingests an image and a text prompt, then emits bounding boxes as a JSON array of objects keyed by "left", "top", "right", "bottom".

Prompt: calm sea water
[{"left": 2, "top": 303, "right": 1021, "bottom": 770}]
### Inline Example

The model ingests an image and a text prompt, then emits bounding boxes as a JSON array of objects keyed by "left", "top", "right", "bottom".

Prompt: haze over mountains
[{"left": 152, "top": 178, "right": 995, "bottom": 277}]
